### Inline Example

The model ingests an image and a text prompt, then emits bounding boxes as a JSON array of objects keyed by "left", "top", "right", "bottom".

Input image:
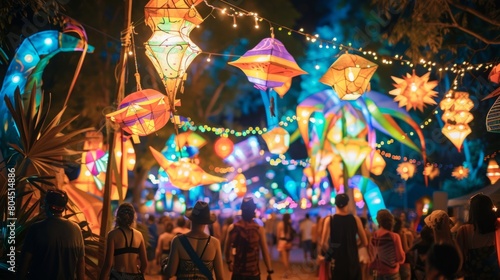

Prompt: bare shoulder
[{"left": 210, "top": 236, "right": 221, "bottom": 247}]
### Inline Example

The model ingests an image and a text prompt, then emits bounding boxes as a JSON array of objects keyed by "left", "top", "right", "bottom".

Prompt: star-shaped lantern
[
  {"left": 397, "top": 162, "right": 416, "bottom": 181},
  {"left": 319, "top": 53, "right": 378, "bottom": 100},
  {"left": 389, "top": 70, "right": 438, "bottom": 112},
  {"left": 452, "top": 166, "right": 469, "bottom": 180}
]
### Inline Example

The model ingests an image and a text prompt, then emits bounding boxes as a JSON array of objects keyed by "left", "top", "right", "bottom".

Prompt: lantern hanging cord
[{"left": 130, "top": 25, "right": 142, "bottom": 91}]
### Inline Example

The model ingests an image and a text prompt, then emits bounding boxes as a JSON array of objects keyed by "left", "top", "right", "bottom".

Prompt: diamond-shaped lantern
[
  {"left": 439, "top": 91, "right": 474, "bottom": 152},
  {"left": 364, "top": 151, "right": 386, "bottom": 176},
  {"left": 334, "top": 138, "right": 372, "bottom": 177},
  {"left": 487, "top": 159, "right": 500, "bottom": 184},
  {"left": 262, "top": 127, "right": 290, "bottom": 154},
  {"left": 319, "top": 53, "right": 378, "bottom": 100}
]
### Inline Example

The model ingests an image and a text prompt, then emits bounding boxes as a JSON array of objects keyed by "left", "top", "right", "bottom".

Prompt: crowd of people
[{"left": 16, "top": 190, "right": 500, "bottom": 280}]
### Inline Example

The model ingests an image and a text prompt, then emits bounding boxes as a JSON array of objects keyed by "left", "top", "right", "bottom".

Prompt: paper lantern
[
  {"left": 353, "top": 188, "right": 363, "bottom": 203},
  {"left": 364, "top": 151, "right": 386, "bottom": 176},
  {"left": 452, "top": 166, "right": 469, "bottom": 180},
  {"left": 175, "top": 131, "right": 207, "bottom": 149},
  {"left": 84, "top": 149, "right": 107, "bottom": 176},
  {"left": 262, "top": 127, "right": 290, "bottom": 154},
  {"left": 150, "top": 146, "right": 226, "bottom": 190},
  {"left": 319, "top": 53, "right": 378, "bottom": 100},
  {"left": 397, "top": 162, "right": 416, "bottom": 181},
  {"left": 334, "top": 138, "right": 372, "bottom": 178},
  {"left": 389, "top": 70, "right": 438, "bottom": 112},
  {"left": 106, "top": 89, "right": 174, "bottom": 136},
  {"left": 232, "top": 173, "right": 247, "bottom": 198},
  {"left": 489, "top": 64, "right": 500, "bottom": 83},
  {"left": 442, "top": 124, "right": 471, "bottom": 152},
  {"left": 228, "top": 37, "right": 307, "bottom": 96},
  {"left": 214, "top": 137, "right": 234, "bottom": 159},
  {"left": 487, "top": 159, "right": 500, "bottom": 184}
]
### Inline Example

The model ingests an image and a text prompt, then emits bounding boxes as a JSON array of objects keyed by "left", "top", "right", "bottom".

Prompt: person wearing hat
[
  {"left": 224, "top": 197, "right": 273, "bottom": 280},
  {"left": 19, "top": 189, "right": 85, "bottom": 280},
  {"left": 163, "top": 201, "right": 224, "bottom": 280},
  {"left": 320, "top": 193, "right": 367, "bottom": 280}
]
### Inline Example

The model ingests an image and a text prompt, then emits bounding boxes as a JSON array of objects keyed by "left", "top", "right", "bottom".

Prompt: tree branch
[
  {"left": 447, "top": 0, "right": 500, "bottom": 27},
  {"left": 439, "top": 23, "right": 500, "bottom": 45}
]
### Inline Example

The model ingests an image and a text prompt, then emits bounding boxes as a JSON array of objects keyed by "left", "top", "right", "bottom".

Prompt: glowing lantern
[
  {"left": 487, "top": 159, "right": 500, "bottom": 184},
  {"left": 84, "top": 149, "right": 107, "bottom": 176},
  {"left": 106, "top": 89, "right": 175, "bottom": 136},
  {"left": 334, "top": 138, "right": 372, "bottom": 177},
  {"left": 353, "top": 188, "right": 363, "bottom": 203},
  {"left": 452, "top": 166, "right": 469, "bottom": 180},
  {"left": 489, "top": 64, "right": 500, "bottom": 84},
  {"left": 319, "top": 53, "right": 378, "bottom": 100},
  {"left": 389, "top": 70, "right": 438, "bottom": 112},
  {"left": 228, "top": 37, "right": 307, "bottom": 97},
  {"left": 364, "top": 151, "right": 386, "bottom": 176},
  {"left": 441, "top": 124, "right": 471, "bottom": 152},
  {"left": 262, "top": 127, "right": 290, "bottom": 154},
  {"left": 150, "top": 146, "right": 226, "bottom": 190},
  {"left": 214, "top": 137, "right": 234, "bottom": 159},
  {"left": 144, "top": 0, "right": 204, "bottom": 108},
  {"left": 397, "top": 162, "right": 416, "bottom": 181},
  {"left": 232, "top": 173, "right": 247, "bottom": 198},
  {"left": 423, "top": 163, "right": 440, "bottom": 180},
  {"left": 175, "top": 131, "right": 207, "bottom": 148},
  {"left": 327, "top": 155, "right": 344, "bottom": 191},
  {"left": 304, "top": 167, "right": 327, "bottom": 186}
]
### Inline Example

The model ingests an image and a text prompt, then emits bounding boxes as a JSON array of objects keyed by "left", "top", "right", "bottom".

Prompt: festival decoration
[
  {"left": 144, "top": 0, "right": 204, "bottom": 109},
  {"left": 319, "top": 53, "right": 378, "bottom": 100},
  {"left": 214, "top": 137, "right": 234, "bottom": 159},
  {"left": 175, "top": 131, "right": 207, "bottom": 149},
  {"left": 486, "top": 93, "right": 500, "bottom": 133},
  {"left": 364, "top": 151, "right": 386, "bottom": 176},
  {"left": 262, "top": 126, "right": 290, "bottom": 154},
  {"left": 489, "top": 64, "right": 500, "bottom": 84},
  {"left": 486, "top": 159, "right": 500, "bottom": 184},
  {"left": 389, "top": 70, "right": 438, "bottom": 112},
  {"left": 232, "top": 173, "right": 248, "bottom": 198},
  {"left": 334, "top": 138, "right": 372, "bottom": 178},
  {"left": 150, "top": 146, "right": 226, "bottom": 190},
  {"left": 84, "top": 149, "right": 107, "bottom": 176},
  {"left": 106, "top": 89, "right": 176, "bottom": 136},
  {"left": 397, "top": 162, "right": 416, "bottom": 181},
  {"left": 440, "top": 91, "right": 474, "bottom": 151},
  {"left": 228, "top": 37, "right": 307, "bottom": 96},
  {"left": 348, "top": 175, "right": 386, "bottom": 226},
  {"left": 451, "top": 166, "right": 469, "bottom": 180},
  {"left": 423, "top": 163, "right": 440, "bottom": 180}
]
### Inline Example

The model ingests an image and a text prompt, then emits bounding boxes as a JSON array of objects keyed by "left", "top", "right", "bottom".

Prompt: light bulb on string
[
  {"left": 206, "top": 54, "right": 212, "bottom": 62},
  {"left": 233, "top": 16, "right": 237, "bottom": 28}
]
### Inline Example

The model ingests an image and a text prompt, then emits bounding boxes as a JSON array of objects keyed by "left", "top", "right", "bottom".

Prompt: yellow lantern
[
  {"left": 334, "top": 138, "right": 372, "bottom": 177},
  {"left": 262, "top": 127, "right": 290, "bottom": 154},
  {"left": 441, "top": 124, "right": 471, "bottom": 152},
  {"left": 319, "top": 53, "right": 378, "bottom": 100},
  {"left": 214, "top": 137, "right": 234, "bottom": 159},
  {"left": 487, "top": 159, "right": 500, "bottom": 184},
  {"left": 397, "top": 162, "right": 416, "bottom": 181},
  {"left": 364, "top": 151, "right": 386, "bottom": 176}
]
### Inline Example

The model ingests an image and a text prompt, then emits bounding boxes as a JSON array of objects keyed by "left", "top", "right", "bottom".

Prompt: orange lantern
[
  {"left": 233, "top": 173, "right": 247, "bottom": 198},
  {"left": 262, "top": 127, "right": 290, "bottom": 154},
  {"left": 441, "top": 124, "right": 471, "bottom": 152},
  {"left": 397, "top": 162, "right": 416, "bottom": 181},
  {"left": 452, "top": 166, "right": 469, "bottom": 180},
  {"left": 389, "top": 70, "right": 438, "bottom": 112},
  {"left": 364, "top": 151, "right": 386, "bottom": 176},
  {"left": 353, "top": 188, "right": 363, "bottom": 203},
  {"left": 319, "top": 53, "right": 378, "bottom": 100},
  {"left": 214, "top": 137, "right": 234, "bottom": 159},
  {"left": 487, "top": 159, "right": 500, "bottom": 184}
]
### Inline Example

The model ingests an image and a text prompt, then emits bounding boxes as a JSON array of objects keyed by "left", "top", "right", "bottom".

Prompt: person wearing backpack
[{"left": 224, "top": 197, "right": 274, "bottom": 280}]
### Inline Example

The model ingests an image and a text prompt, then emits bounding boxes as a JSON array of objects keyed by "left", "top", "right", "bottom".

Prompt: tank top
[{"left": 329, "top": 214, "right": 361, "bottom": 279}]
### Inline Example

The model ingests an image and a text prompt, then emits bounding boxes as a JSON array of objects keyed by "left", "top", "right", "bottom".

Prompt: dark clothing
[
  {"left": 114, "top": 227, "right": 140, "bottom": 256},
  {"left": 231, "top": 275, "right": 261, "bottom": 280},
  {"left": 22, "top": 216, "right": 84, "bottom": 280},
  {"left": 229, "top": 219, "right": 262, "bottom": 277},
  {"left": 176, "top": 235, "right": 213, "bottom": 280},
  {"left": 147, "top": 222, "right": 158, "bottom": 261},
  {"left": 463, "top": 245, "right": 500, "bottom": 280},
  {"left": 329, "top": 214, "right": 361, "bottom": 280}
]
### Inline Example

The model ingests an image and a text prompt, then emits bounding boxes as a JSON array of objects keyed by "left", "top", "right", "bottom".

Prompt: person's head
[
  {"left": 283, "top": 213, "right": 291, "bottom": 225},
  {"left": 240, "top": 197, "right": 257, "bottom": 222},
  {"left": 468, "top": 193, "right": 497, "bottom": 234},
  {"left": 426, "top": 243, "right": 461, "bottom": 280},
  {"left": 425, "top": 210, "right": 453, "bottom": 230},
  {"left": 185, "top": 201, "right": 216, "bottom": 226},
  {"left": 376, "top": 209, "right": 394, "bottom": 230},
  {"left": 176, "top": 216, "right": 186, "bottom": 228},
  {"left": 334, "top": 193, "right": 349, "bottom": 209},
  {"left": 115, "top": 203, "right": 136, "bottom": 228},
  {"left": 44, "top": 189, "right": 69, "bottom": 216},
  {"left": 305, "top": 213, "right": 310, "bottom": 219},
  {"left": 164, "top": 221, "right": 174, "bottom": 233},
  {"left": 147, "top": 214, "right": 155, "bottom": 224}
]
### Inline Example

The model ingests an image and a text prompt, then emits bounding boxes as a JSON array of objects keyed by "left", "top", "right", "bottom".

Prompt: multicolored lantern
[
  {"left": 334, "top": 138, "right": 372, "bottom": 178},
  {"left": 214, "top": 137, "right": 234, "bottom": 159},
  {"left": 106, "top": 89, "right": 175, "bottom": 136},
  {"left": 150, "top": 146, "right": 226, "bottom": 190},
  {"left": 262, "top": 127, "right": 290, "bottom": 154},
  {"left": 389, "top": 70, "right": 438, "bottom": 112},
  {"left": 319, "top": 53, "right": 378, "bottom": 100},
  {"left": 144, "top": 0, "right": 204, "bottom": 108},
  {"left": 228, "top": 37, "right": 307, "bottom": 97}
]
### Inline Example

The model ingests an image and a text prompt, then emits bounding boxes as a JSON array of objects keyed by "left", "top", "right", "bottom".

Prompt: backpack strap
[{"left": 178, "top": 235, "right": 214, "bottom": 280}]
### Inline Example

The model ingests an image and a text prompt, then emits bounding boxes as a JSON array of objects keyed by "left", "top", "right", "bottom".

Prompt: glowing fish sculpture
[
  {"left": 150, "top": 146, "right": 226, "bottom": 190},
  {"left": 229, "top": 37, "right": 307, "bottom": 97},
  {"left": 144, "top": 0, "right": 204, "bottom": 108}
]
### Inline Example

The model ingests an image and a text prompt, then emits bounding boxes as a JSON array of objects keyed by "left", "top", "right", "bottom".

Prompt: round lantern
[{"left": 214, "top": 137, "right": 234, "bottom": 159}]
